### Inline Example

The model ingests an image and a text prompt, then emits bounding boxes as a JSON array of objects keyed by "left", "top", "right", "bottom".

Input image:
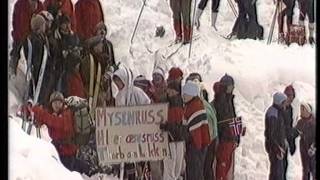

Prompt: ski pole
[
  {"left": 130, "top": 0, "right": 147, "bottom": 44},
  {"left": 227, "top": 0, "right": 238, "bottom": 18},
  {"left": 267, "top": 1, "right": 279, "bottom": 44},
  {"left": 188, "top": 0, "right": 198, "bottom": 58}
]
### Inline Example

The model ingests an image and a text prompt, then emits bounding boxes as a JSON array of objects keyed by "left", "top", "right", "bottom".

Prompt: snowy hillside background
[{"left": 8, "top": 0, "right": 315, "bottom": 179}]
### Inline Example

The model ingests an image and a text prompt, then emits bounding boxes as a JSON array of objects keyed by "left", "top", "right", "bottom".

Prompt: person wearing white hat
[
  {"left": 265, "top": 92, "right": 288, "bottom": 180},
  {"left": 151, "top": 66, "right": 168, "bottom": 103},
  {"left": 181, "top": 81, "right": 210, "bottom": 180},
  {"left": 291, "top": 101, "right": 316, "bottom": 180}
]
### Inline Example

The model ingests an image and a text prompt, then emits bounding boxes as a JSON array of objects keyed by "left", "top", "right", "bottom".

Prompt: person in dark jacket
[
  {"left": 9, "top": 0, "right": 44, "bottom": 76},
  {"left": 227, "top": 0, "right": 263, "bottom": 40},
  {"left": 85, "top": 22, "right": 116, "bottom": 76},
  {"left": 298, "top": 0, "right": 315, "bottom": 44},
  {"left": 23, "top": 14, "right": 50, "bottom": 105},
  {"left": 282, "top": 85, "right": 296, "bottom": 177},
  {"left": 264, "top": 92, "right": 288, "bottom": 180},
  {"left": 162, "top": 68, "right": 185, "bottom": 180},
  {"left": 277, "top": 0, "right": 296, "bottom": 43},
  {"left": 212, "top": 74, "right": 239, "bottom": 180},
  {"left": 32, "top": 91, "right": 90, "bottom": 174},
  {"left": 75, "top": 0, "right": 104, "bottom": 41},
  {"left": 161, "top": 81, "right": 210, "bottom": 180},
  {"left": 292, "top": 102, "right": 316, "bottom": 180},
  {"left": 169, "top": 0, "right": 192, "bottom": 44},
  {"left": 194, "top": 0, "right": 220, "bottom": 30}
]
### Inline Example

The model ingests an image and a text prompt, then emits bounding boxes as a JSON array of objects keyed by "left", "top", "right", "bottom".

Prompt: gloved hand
[
  {"left": 159, "top": 122, "right": 169, "bottom": 131},
  {"left": 308, "top": 144, "right": 316, "bottom": 157}
]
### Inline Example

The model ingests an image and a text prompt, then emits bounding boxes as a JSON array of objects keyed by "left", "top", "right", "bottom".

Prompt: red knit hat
[{"left": 168, "top": 67, "right": 183, "bottom": 81}]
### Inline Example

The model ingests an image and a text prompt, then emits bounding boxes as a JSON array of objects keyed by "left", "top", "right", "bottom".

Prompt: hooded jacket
[
  {"left": 32, "top": 105, "right": 78, "bottom": 156},
  {"left": 113, "top": 67, "right": 151, "bottom": 106}
]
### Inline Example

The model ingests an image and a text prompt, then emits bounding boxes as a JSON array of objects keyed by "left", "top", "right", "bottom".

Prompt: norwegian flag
[{"left": 228, "top": 117, "right": 243, "bottom": 136}]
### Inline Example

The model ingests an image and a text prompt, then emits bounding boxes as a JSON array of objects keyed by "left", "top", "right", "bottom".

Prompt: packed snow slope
[{"left": 9, "top": 0, "right": 315, "bottom": 179}]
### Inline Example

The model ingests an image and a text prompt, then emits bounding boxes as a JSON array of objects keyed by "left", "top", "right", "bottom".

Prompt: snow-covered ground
[{"left": 8, "top": 0, "right": 315, "bottom": 179}]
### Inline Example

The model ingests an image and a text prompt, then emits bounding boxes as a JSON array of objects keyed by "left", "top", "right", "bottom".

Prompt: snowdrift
[{"left": 8, "top": 0, "right": 315, "bottom": 179}]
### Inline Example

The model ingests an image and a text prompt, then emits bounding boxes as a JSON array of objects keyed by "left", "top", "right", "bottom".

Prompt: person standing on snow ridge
[
  {"left": 9, "top": 0, "right": 44, "bottom": 76},
  {"left": 297, "top": 0, "right": 315, "bottom": 44},
  {"left": 22, "top": 14, "right": 51, "bottom": 105},
  {"left": 291, "top": 102, "right": 316, "bottom": 180},
  {"left": 194, "top": 0, "right": 220, "bottom": 30},
  {"left": 31, "top": 91, "right": 90, "bottom": 174},
  {"left": 212, "top": 74, "right": 239, "bottom": 180},
  {"left": 75, "top": 0, "right": 104, "bottom": 41},
  {"left": 160, "top": 81, "right": 210, "bottom": 180},
  {"left": 112, "top": 66, "right": 151, "bottom": 180},
  {"left": 169, "top": 0, "right": 192, "bottom": 44},
  {"left": 276, "top": 0, "right": 296, "bottom": 43},
  {"left": 162, "top": 69, "right": 185, "bottom": 180},
  {"left": 264, "top": 92, "right": 288, "bottom": 180}
]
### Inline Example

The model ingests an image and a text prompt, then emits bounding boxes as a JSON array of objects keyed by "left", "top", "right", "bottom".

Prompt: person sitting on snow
[{"left": 31, "top": 91, "right": 90, "bottom": 174}]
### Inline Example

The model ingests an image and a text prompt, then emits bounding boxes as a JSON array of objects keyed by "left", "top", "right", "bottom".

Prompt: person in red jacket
[
  {"left": 43, "top": 0, "right": 76, "bottom": 31},
  {"left": 75, "top": 0, "right": 104, "bottom": 41},
  {"left": 9, "top": 0, "right": 44, "bottom": 76},
  {"left": 32, "top": 91, "right": 89, "bottom": 173},
  {"left": 162, "top": 68, "right": 185, "bottom": 180},
  {"left": 161, "top": 81, "right": 210, "bottom": 180}
]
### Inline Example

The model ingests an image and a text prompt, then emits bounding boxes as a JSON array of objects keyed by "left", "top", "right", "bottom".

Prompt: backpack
[{"left": 65, "top": 96, "right": 93, "bottom": 145}]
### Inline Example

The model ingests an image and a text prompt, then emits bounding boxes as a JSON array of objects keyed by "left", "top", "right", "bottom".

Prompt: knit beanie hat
[
  {"left": 153, "top": 66, "right": 165, "bottom": 79},
  {"left": 168, "top": 67, "right": 183, "bottom": 81},
  {"left": 273, "top": 92, "right": 287, "bottom": 105},
  {"left": 300, "top": 101, "right": 313, "bottom": 114},
  {"left": 30, "top": 14, "right": 46, "bottom": 32},
  {"left": 220, "top": 73, "right": 234, "bottom": 86},
  {"left": 186, "top": 72, "right": 202, "bottom": 82},
  {"left": 182, "top": 81, "right": 200, "bottom": 97},
  {"left": 284, "top": 85, "right": 295, "bottom": 97},
  {"left": 50, "top": 91, "right": 64, "bottom": 103},
  {"left": 95, "top": 21, "right": 107, "bottom": 35}
]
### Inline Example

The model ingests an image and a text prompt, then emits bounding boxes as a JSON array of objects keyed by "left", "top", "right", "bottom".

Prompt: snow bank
[{"left": 8, "top": 0, "right": 315, "bottom": 179}]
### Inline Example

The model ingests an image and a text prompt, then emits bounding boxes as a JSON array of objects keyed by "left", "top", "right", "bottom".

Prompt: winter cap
[
  {"left": 30, "top": 14, "right": 46, "bottom": 31},
  {"left": 273, "top": 92, "right": 287, "bottom": 105},
  {"left": 300, "top": 101, "right": 312, "bottom": 114},
  {"left": 153, "top": 66, "right": 165, "bottom": 79},
  {"left": 284, "top": 85, "right": 295, "bottom": 97},
  {"left": 182, "top": 81, "right": 200, "bottom": 97},
  {"left": 50, "top": 91, "right": 65, "bottom": 103},
  {"left": 220, "top": 73, "right": 234, "bottom": 86},
  {"left": 39, "top": 11, "right": 54, "bottom": 22},
  {"left": 95, "top": 21, "right": 107, "bottom": 35},
  {"left": 186, "top": 72, "right": 202, "bottom": 82},
  {"left": 168, "top": 67, "right": 183, "bottom": 81}
]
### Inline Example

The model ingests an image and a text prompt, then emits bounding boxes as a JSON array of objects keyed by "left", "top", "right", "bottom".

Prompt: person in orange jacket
[
  {"left": 75, "top": 0, "right": 104, "bottom": 41},
  {"left": 9, "top": 0, "right": 44, "bottom": 76},
  {"left": 32, "top": 91, "right": 90, "bottom": 173}
]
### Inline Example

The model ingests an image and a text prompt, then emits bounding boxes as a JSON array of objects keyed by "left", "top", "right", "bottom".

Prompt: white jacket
[{"left": 113, "top": 67, "right": 151, "bottom": 106}]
